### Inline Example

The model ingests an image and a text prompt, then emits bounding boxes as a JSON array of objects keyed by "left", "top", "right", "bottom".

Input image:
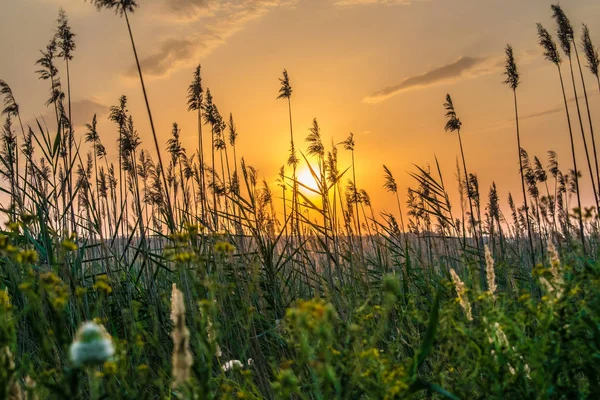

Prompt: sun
[{"left": 297, "top": 167, "right": 320, "bottom": 194}]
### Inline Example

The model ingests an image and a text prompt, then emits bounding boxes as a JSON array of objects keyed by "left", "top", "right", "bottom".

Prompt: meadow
[{"left": 1, "top": 1, "right": 600, "bottom": 399}]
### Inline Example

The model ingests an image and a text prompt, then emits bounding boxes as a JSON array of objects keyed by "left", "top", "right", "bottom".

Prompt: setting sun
[{"left": 296, "top": 167, "right": 320, "bottom": 194}]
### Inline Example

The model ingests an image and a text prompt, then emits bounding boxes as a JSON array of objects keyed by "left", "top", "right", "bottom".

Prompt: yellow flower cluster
[
  {"left": 214, "top": 241, "right": 236, "bottom": 254},
  {"left": 285, "top": 299, "right": 337, "bottom": 338},
  {"left": 93, "top": 275, "right": 112, "bottom": 295},
  {"left": 61, "top": 238, "right": 78, "bottom": 252},
  {"left": 40, "top": 272, "right": 69, "bottom": 310},
  {"left": 0, "top": 288, "right": 10, "bottom": 310},
  {"left": 0, "top": 234, "right": 39, "bottom": 264}
]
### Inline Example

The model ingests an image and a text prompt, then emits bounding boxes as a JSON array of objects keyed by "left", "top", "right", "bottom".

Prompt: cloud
[
  {"left": 69, "top": 98, "right": 110, "bottom": 127},
  {"left": 521, "top": 106, "right": 563, "bottom": 121},
  {"left": 161, "top": 0, "right": 218, "bottom": 21},
  {"left": 363, "top": 56, "right": 499, "bottom": 104},
  {"left": 363, "top": 50, "right": 537, "bottom": 104},
  {"left": 126, "top": 38, "right": 198, "bottom": 78},
  {"left": 335, "top": 0, "right": 417, "bottom": 5},
  {"left": 25, "top": 98, "right": 109, "bottom": 131},
  {"left": 37, "top": 0, "right": 94, "bottom": 14},
  {"left": 127, "top": 0, "right": 294, "bottom": 78},
  {"left": 521, "top": 91, "right": 599, "bottom": 121},
  {"left": 168, "top": 0, "right": 213, "bottom": 13}
]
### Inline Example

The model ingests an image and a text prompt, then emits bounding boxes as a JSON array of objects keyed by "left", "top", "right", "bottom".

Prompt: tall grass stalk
[
  {"left": 537, "top": 22, "right": 586, "bottom": 252},
  {"left": 503, "top": 44, "right": 536, "bottom": 266},
  {"left": 552, "top": 4, "right": 599, "bottom": 214}
]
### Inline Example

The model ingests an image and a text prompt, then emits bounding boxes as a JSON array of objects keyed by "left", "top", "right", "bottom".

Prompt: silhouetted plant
[
  {"left": 109, "top": 95, "right": 129, "bottom": 242},
  {"left": 187, "top": 64, "right": 207, "bottom": 226},
  {"left": 85, "top": 114, "right": 106, "bottom": 236},
  {"left": 227, "top": 113, "right": 241, "bottom": 233},
  {"left": 537, "top": 22, "right": 586, "bottom": 251},
  {"left": 582, "top": 24, "right": 600, "bottom": 88},
  {"left": 503, "top": 44, "right": 536, "bottom": 266},
  {"left": 203, "top": 89, "right": 219, "bottom": 230},
  {"left": 341, "top": 132, "right": 364, "bottom": 259},
  {"left": 56, "top": 8, "right": 77, "bottom": 231},
  {"left": 167, "top": 122, "right": 186, "bottom": 225},
  {"left": 551, "top": 4, "right": 599, "bottom": 217},
  {"left": 443, "top": 94, "right": 483, "bottom": 269},
  {"left": 577, "top": 24, "right": 600, "bottom": 205},
  {"left": 277, "top": 69, "right": 299, "bottom": 237},
  {"left": 0, "top": 80, "right": 24, "bottom": 212},
  {"left": 87, "top": 0, "right": 174, "bottom": 233}
]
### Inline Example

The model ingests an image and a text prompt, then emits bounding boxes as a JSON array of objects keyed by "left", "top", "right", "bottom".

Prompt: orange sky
[{"left": 3, "top": 0, "right": 600, "bottom": 222}]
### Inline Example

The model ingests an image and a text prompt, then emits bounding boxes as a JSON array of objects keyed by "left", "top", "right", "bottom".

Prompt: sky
[{"left": 2, "top": 0, "right": 600, "bottom": 222}]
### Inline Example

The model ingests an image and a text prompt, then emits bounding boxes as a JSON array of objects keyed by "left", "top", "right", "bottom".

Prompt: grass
[{"left": 1, "top": 2, "right": 600, "bottom": 399}]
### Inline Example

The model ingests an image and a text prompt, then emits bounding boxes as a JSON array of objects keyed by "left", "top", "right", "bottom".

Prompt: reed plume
[
  {"left": 485, "top": 245, "right": 497, "bottom": 295},
  {"left": 170, "top": 283, "right": 193, "bottom": 388},
  {"left": 450, "top": 269, "right": 472, "bottom": 321}
]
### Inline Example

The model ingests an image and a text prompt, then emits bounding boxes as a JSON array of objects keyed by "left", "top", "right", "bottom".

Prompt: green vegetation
[{"left": 1, "top": 2, "right": 600, "bottom": 399}]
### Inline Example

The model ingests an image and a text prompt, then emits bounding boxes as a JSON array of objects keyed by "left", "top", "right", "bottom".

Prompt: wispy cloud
[
  {"left": 521, "top": 91, "right": 599, "bottom": 121},
  {"left": 128, "top": 0, "right": 294, "bottom": 78},
  {"left": 521, "top": 106, "right": 563, "bottom": 121},
  {"left": 363, "top": 56, "right": 496, "bottom": 104},
  {"left": 38, "top": 0, "right": 94, "bottom": 14},
  {"left": 69, "top": 98, "right": 110, "bottom": 126},
  {"left": 334, "top": 0, "right": 417, "bottom": 5},
  {"left": 26, "top": 98, "right": 109, "bottom": 130},
  {"left": 363, "top": 51, "right": 536, "bottom": 104},
  {"left": 167, "top": 0, "right": 212, "bottom": 13},
  {"left": 159, "top": 0, "right": 218, "bottom": 21}
]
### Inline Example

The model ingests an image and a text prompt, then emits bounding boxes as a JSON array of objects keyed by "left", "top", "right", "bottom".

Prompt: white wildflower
[
  {"left": 69, "top": 321, "right": 114, "bottom": 367},
  {"left": 494, "top": 323, "right": 509, "bottom": 348},
  {"left": 222, "top": 359, "right": 243, "bottom": 372}
]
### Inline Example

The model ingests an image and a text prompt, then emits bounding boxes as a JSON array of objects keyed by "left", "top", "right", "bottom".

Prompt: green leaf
[
  {"left": 412, "top": 287, "right": 441, "bottom": 376},
  {"left": 52, "top": 130, "right": 62, "bottom": 159}
]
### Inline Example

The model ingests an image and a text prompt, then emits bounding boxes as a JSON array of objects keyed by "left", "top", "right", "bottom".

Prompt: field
[{"left": 1, "top": 1, "right": 600, "bottom": 399}]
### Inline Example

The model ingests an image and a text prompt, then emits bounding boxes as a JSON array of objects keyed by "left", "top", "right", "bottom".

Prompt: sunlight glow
[{"left": 297, "top": 167, "right": 320, "bottom": 194}]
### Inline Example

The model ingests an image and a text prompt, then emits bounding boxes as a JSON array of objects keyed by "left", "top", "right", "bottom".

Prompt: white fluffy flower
[
  {"left": 485, "top": 245, "right": 497, "bottom": 295},
  {"left": 70, "top": 321, "right": 114, "bottom": 367},
  {"left": 222, "top": 359, "right": 243, "bottom": 372},
  {"left": 450, "top": 269, "right": 472, "bottom": 321}
]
